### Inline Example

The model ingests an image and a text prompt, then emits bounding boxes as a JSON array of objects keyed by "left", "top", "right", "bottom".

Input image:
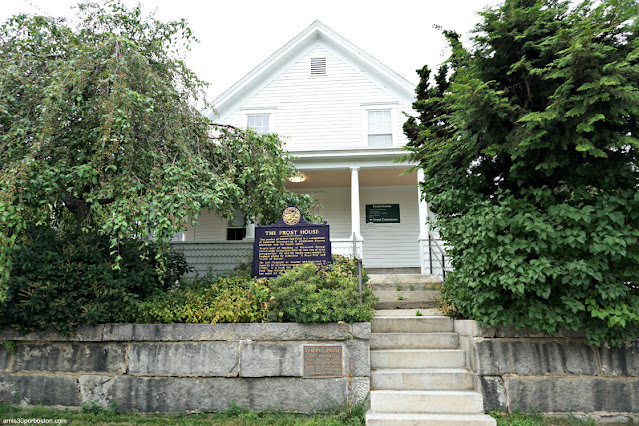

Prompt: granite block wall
[
  {"left": 0, "top": 323, "right": 370, "bottom": 413},
  {"left": 455, "top": 320, "right": 639, "bottom": 423}
]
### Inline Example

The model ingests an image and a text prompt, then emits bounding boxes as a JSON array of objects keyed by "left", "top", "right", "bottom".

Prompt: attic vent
[{"left": 310, "top": 57, "right": 326, "bottom": 75}]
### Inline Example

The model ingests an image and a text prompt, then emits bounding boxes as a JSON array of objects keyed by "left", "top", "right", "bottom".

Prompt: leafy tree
[
  {"left": 0, "top": 2, "right": 316, "bottom": 300},
  {"left": 405, "top": 0, "right": 639, "bottom": 346}
]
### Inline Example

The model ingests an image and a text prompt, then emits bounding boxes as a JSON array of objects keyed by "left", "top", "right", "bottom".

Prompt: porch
[{"left": 174, "top": 148, "right": 449, "bottom": 278}]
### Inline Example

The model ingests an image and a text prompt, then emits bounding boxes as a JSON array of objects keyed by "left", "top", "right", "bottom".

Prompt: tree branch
[
  {"left": 209, "top": 123, "right": 239, "bottom": 130},
  {"left": 98, "top": 197, "right": 115, "bottom": 205},
  {"left": 524, "top": 78, "right": 537, "bottom": 110}
]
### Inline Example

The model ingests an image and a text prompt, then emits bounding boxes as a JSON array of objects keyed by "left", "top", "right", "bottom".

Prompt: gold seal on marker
[{"left": 282, "top": 207, "right": 301, "bottom": 225}]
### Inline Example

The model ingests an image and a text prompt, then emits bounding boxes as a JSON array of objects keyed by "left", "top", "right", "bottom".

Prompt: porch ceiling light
[{"left": 288, "top": 175, "right": 306, "bottom": 183}]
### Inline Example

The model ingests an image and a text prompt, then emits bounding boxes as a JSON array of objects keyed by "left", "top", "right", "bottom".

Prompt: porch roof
[
  {"left": 290, "top": 147, "right": 417, "bottom": 171},
  {"left": 286, "top": 167, "right": 416, "bottom": 189}
]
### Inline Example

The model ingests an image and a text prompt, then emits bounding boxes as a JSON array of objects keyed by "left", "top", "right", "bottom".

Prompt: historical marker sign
[
  {"left": 303, "top": 345, "right": 343, "bottom": 378},
  {"left": 252, "top": 206, "right": 332, "bottom": 278},
  {"left": 366, "top": 204, "right": 400, "bottom": 223}
]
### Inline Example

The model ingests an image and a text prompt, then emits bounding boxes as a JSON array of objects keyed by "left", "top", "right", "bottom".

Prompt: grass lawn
[
  {"left": 489, "top": 410, "right": 620, "bottom": 425},
  {"left": 1, "top": 404, "right": 625, "bottom": 425},
  {"left": 0, "top": 403, "right": 365, "bottom": 425}
]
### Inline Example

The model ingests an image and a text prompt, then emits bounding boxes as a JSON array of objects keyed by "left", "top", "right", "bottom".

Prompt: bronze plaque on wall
[{"left": 303, "top": 345, "right": 343, "bottom": 378}]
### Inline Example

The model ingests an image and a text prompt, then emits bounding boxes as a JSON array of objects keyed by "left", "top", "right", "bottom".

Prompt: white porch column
[
  {"left": 417, "top": 168, "right": 429, "bottom": 274},
  {"left": 417, "top": 169, "right": 429, "bottom": 239},
  {"left": 244, "top": 220, "right": 255, "bottom": 241},
  {"left": 350, "top": 167, "right": 363, "bottom": 257}
]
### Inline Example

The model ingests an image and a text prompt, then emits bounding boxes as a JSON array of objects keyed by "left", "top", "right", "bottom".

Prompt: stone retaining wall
[
  {"left": 0, "top": 323, "right": 370, "bottom": 413},
  {"left": 455, "top": 320, "right": 639, "bottom": 423}
]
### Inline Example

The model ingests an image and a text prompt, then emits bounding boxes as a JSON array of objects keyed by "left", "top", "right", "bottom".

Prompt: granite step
[
  {"left": 370, "top": 332, "right": 458, "bottom": 350},
  {"left": 365, "top": 412, "right": 497, "bottom": 426},
  {"left": 371, "top": 316, "right": 453, "bottom": 333},
  {"left": 374, "top": 290, "right": 440, "bottom": 310},
  {"left": 370, "top": 390, "right": 485, "bottom": 414},
  {"left": 371, "top": 349, "right": 466, "bottom": 369},
  {"left": 374, "top": 309, "right": 440, "bottom": 317},
  {"left": 371, "top": 368, "right": 474, "bottom": 391},
  {"left": 372, "top": 281, "right": 441, "bottom": 292},
  {"left": 368, "top": 274, "right": 441, "bottom": 284}
]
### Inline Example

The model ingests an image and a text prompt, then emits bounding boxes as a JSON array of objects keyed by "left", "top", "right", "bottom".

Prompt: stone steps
[
  {"left": 370, "top": 274, "right": 442, "bottom": 310},
  {"left": 371, "top": 368, "right": 474, "bottom": 391},
  {"left": 366, "top": 306, "right": 495, "bottom": 426}
]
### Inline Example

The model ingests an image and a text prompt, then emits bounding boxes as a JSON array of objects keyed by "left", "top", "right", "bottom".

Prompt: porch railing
[
  {"left": 428, "top": 232, "right": 448, "bottom": 280},
  {"left": 331, "top": 237, "right": 363, "bottom": 258}
]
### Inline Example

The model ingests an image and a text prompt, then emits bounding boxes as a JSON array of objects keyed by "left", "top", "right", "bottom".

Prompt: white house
[{"left": 174, "top": 21, "right": 443, "bottom": 276}]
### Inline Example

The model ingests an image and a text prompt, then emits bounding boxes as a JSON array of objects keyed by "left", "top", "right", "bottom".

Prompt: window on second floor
[
  {"left": 247, "top": 114, "right": 270, "bottom": 134},
  {"left": 368, "top": 110, "right": 392, "bottom": 147}
]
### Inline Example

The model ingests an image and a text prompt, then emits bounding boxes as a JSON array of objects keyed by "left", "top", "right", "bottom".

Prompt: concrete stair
[
  {"left": 371, "top": 332, "right": 459, "bottom": 349},
  {"left": 366, "top": 413, "right": 497, "bottom": 426},
  {"left": 370, "top": 274, "right": 441, "bottom": 310},
  {"left": 371, "top": 368, "right": 474, "bottom": 390},
  {"left": 366, "top": 309, "right": 496, "bottom": 426},
  {"left": 370, "top": 349, "right": 466, "bottom": 369}
]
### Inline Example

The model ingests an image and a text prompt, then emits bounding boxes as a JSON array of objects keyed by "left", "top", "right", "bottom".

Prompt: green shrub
[
  {"left": 116, "top": 274, "right": 270, "bottom": 324},
  {"left": 2, "top": 233, "right": 372, "bottom": 329},
  {"left": 441, "top": 188, "right": 639, "bottom": 347},
  {"left": 0, "top": 227, "right": 191, "bottom": 334},
  {"left": 121, "top": 255, "right": 374, "bottom": 325},
  {"left": 267, "top": 257, "right": 376, "bottom": 324}
]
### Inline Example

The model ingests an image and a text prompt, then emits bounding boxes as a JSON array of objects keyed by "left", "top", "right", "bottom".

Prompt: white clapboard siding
[
  {"left": 296, "top": 188, "right": 351, "bottom": 238},
  {"left": 296, "top": 185, "right": 420, "bottom": 268},
  {"left": 360, "top": 186, "right": 420, "bottom": 268},
  {"left": 222, "top": 44, "right": 410, "bottom": 151},
  {"left": 185, "top": 209, "right": 227, "bottom": 241}
]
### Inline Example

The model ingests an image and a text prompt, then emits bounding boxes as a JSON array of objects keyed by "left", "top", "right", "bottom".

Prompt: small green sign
[{"left": 366, "top": 204, "right": 400, "bottom": 223}]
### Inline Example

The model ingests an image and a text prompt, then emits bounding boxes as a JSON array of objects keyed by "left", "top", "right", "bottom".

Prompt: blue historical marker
[{"left": 252, "top": 206, "right": 332, "bottom": 278}]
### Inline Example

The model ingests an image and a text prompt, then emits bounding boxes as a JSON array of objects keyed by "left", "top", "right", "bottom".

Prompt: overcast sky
[{"left": 0, "top": 0, "right": 503, "bottom": 102}]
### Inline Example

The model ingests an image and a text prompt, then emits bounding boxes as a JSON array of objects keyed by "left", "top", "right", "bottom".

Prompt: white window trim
[
  {"left": 244, "top": 108, "right": 276, "bottom": 134},
  {"left": 361, "top": 105, "right": 395, "bottom": 148}
]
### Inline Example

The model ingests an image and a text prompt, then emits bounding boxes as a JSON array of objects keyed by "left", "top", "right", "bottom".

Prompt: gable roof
[{"left": 205, "top": 20, "right": 416, "bottom": 121}]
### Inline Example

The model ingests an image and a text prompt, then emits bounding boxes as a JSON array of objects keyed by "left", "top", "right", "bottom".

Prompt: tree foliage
[
  {"left": 0, "top": 226, "right": 190, "bottom": 334},
  {"left": 405, "top": 0, "right": 639, "bottom": 346},
  {"left": 0, "top": 1, "right": 315, "bottom": 300}
]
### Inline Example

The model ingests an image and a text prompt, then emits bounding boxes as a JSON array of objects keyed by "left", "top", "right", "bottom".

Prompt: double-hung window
[
  {"left": 247, "top": 114, "right": 270, "bottom": 134},
  {"left": 368, "top": 110, "right": 392, "bottom": 147},
  {"left": 227, "top": 209, "right": 246, "bottom": 241}
]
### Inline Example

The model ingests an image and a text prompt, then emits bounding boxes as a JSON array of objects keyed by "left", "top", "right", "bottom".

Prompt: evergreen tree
[{"left": 405, "top": 0, "right": 639, "bottom": 346}]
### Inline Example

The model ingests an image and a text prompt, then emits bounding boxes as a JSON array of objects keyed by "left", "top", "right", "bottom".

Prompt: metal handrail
[{"left": 428, "top": 232, "right": 447, "bottom": 280}]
